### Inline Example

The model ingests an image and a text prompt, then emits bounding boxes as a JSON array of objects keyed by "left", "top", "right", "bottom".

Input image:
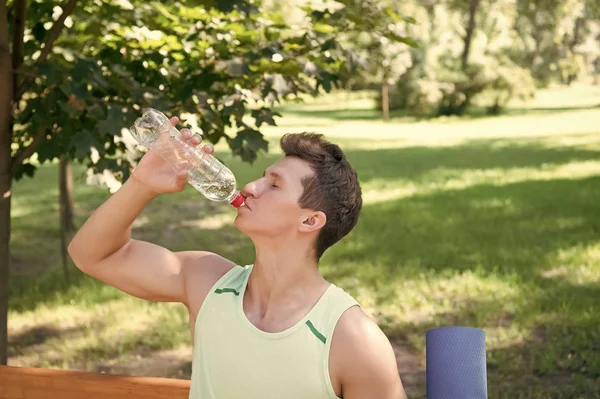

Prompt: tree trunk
[
  {"left": 566, "top": 17, "right": 585, "bottom": 85},
  {"left": 381, "top": 82, "right": 389, "bottom": 121},
  {"left": 59, "top": 154, "right": 75, "bottom": 283},
  {"left": 0, "top": 0, "right": 15, "bottom": 366},
  {"left": 0, "top": 168, "right": 10, "bottom": 366},
  {"left": 425, "top": 2, "right": 436, "bottom": 42},
  {"left": 461, "top": 0, "right": 480, "bottom": 70},
  {"left": 530, "top": 24, "right": 542, "bottom": 70}
]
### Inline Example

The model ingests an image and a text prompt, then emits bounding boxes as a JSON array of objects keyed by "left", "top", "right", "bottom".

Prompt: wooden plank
[{"left": 0, "top": 366, "right": 190, "bottom": 399}]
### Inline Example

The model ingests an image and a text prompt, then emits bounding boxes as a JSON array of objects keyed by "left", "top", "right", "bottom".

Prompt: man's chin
[
  {"left": 233, "top": 217, "right": 268, "bottom": 238},
  {"left": 233, "top": 216, "right": 251, "bottom": 234}
]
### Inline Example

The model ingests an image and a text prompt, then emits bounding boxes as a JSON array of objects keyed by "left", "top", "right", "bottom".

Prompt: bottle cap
[{"left": 230, "top": 192, "right": 246, "bottom": 208}]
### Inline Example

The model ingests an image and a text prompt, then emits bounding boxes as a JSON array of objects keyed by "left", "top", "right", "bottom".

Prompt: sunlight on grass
[
  {"left": 9, "top": 296, "right": 190, "bottom": 370},
  {"left": 544, "top": 244, "right": 600, "bottom": 284},
  {"left": 362, "top": 160, "right": 600, "bottom": 204}
]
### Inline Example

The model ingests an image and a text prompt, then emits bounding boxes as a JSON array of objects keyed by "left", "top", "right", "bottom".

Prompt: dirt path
[{"left": 392, "top": 341, "right": 426, "bottom": 397}]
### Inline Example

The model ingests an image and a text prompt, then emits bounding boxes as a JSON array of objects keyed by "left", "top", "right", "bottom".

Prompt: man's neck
[{"left": 245, "top": 239, "right": 328, "bottom": 319}]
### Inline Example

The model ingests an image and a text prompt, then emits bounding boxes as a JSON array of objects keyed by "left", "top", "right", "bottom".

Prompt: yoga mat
[{"left": 426, "top": 326, "right": 488, "bottom": 399}]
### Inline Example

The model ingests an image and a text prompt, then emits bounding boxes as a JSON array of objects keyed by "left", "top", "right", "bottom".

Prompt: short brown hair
[{"left": 280, "top": 133, "right": 362, "bottom": 260}]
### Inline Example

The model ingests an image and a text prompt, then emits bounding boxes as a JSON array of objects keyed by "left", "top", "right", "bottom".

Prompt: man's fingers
[
  {"left": 180, "top": 128, "right": 192, "bottom": 140},
  {"left": 173, "top": 122, "right": 205, "bottom": 150},
  {"left": 170, "top": 116, "right": 179, "bottom": 127},
  {"left": 202, "top": 144, "right": 214, "bottom": 155},
  {"left": 190, "top": 133, "right": 203, "bottom": 146}
]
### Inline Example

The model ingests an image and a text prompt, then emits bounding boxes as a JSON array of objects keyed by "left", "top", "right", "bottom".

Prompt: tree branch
[
  {"left": 10, "top": 126, "right": 47, "bottom": 173},
  {"left": 14, "top": 0, "right": 80, "bottom": 104},
  {"left": 12, "top": 0, "right": 26, "bottom": 103}
]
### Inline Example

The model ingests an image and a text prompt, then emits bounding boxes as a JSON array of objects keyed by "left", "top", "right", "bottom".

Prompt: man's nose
[{"left": 243, "top": 180, "right": 259, "bottom": 198}]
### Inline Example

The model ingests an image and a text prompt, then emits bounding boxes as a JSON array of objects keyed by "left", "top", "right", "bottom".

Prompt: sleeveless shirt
[{"left": 188, "top": 264, "right": 360, "bottom": 399}]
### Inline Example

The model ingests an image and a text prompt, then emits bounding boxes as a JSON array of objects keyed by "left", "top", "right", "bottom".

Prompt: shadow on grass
[
  {"left": 8, "top": 324, "right": 90, "bottom": 357},
  {"left": 333, "top": 175, "right": 600, "bottom": 281},
  {"left": 9, "top": 267, "right": 125, "bottom": 312}
]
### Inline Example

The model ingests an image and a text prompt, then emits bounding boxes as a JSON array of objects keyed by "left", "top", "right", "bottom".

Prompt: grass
[{"left": 8, "top": 83, "right": 600, "bottom": 398}]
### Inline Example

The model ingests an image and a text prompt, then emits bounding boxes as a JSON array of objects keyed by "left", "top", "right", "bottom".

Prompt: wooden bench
[{"left": 0, "top": 365, "right": 190, "bottom": 399}]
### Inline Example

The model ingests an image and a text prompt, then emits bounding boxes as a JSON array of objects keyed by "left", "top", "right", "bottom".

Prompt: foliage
[
  {"left": 373, "top": 0, "right": 545, "bottom": 116},
  {"left": 7, "top": 0, "right": 414, "bottom": 185},
  {"left": 379, "top": 54, "right": 536, "bottom": 117}
]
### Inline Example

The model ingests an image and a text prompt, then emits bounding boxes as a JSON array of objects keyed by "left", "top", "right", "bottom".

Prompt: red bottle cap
[{"left": 230, "top": 192, "right": 246, "bottom": 208}]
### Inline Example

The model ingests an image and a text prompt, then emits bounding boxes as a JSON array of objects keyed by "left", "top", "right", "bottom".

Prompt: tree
[
  {"left": 0, "top": 0, "right": 12, "bottom": 370},
  {"left": 0, "top": 0, "right": 413, "bottom": 366},
  {"left": 458, "top": 0, "right": 481, "bottom": 69}
]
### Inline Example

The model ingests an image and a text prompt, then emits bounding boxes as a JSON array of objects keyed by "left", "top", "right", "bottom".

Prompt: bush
[
  {"left": 483, "top": 64, "right": 536, "bottom": 115},
  {"left": 378, "top": 58, "right": 536, "bottom": 117}
]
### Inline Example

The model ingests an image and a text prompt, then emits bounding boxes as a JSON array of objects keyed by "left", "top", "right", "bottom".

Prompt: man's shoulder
[
  {"left": 179, "top": 251, "right": 238, "bottom": 313},
  {"left": 333, "top": 306, "right": 389, "bottom": 351},
  {"left": 331, "top": 307, "right": 406, "bottom": 398},
  {"left": 180, "top": 251, "right": 237, "bottom": 280}
]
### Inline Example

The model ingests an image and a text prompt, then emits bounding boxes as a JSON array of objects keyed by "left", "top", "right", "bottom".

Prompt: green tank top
[{"left": 188, "top": 264, "right": 360, "bottom": 399}]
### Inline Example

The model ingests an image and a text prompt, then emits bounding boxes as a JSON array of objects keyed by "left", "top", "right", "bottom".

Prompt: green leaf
[
  {"left": 59, "top": 100, "right": 80, "bottom": 118},
  {"left": 383, "top": 32, "right": 419, "bottom": 48},
  {"left": 32, "top": 22, "right": 46, "bottom": 42},
  {"left": 382, "top": 7, "right": 401, "bottom": 22},
  {"left": 97, "top": 107, "right": 124, "bottom": 136},
  {"left": 222, "top": 100, "right": 246, "bottom": 122},
  {"left": 229, "top": 127, "right": 269, "bottom": 163},
  {"left": 313, "top": 23, "right": 337, "bottom": 34},
  {"left": 13, "top": 163, "right": 37, "bottom": 181},
  {"left": 345, "top": 12, "right": 363, "bottom": 26},
  {"left": 36, "top": 136, "right": 62, "bottom": 163},
  {"left": 87, "top": 104, "right": 106, "bottom": 121},
  {"left": 71, "top": 129, "right": 101, "bottom": 159},
  {"left": 37, "top": 62, "right": 65, "bottom": 87},
  {"left": 72, "top": 58, "right": 97, "bottom": 82},
  {"left": 251, "top": 108, "right": 280, "bottom": 127},
  {"left": 97, "top": 47, "right": 123, "bottom": 65}
]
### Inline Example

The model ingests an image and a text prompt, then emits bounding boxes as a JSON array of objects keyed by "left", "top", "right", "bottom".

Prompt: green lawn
[{"left": 8, "top": 84, "right": 600, "bottom": 398}]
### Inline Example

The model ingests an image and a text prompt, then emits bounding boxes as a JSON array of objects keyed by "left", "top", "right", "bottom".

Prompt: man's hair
[{"left": 280, "top": 132, "right": 362, "bottom": 260}]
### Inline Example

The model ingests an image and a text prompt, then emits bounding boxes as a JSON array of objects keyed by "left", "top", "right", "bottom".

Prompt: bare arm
[
  {"left": 68, "top": 178, "right": 188, "bottom": 302},
  {"left": 332, "top": 307, "right": 407, "bottom": 399},
  {"left": 68, "top": 119, "right": 225, "bottom": 305}
]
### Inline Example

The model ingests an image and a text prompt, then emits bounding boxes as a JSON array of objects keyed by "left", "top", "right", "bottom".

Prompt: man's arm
[
  {"left": 68, "top": 122, "right": 231, "bottom": 305},
  {"left": 332, "top": 307, "right": 407, "bottom": 399}
]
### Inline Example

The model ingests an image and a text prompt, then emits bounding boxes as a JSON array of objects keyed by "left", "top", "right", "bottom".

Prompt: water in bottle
[{"left": 129, "top": 108, "right": 246, "bottom": 208}]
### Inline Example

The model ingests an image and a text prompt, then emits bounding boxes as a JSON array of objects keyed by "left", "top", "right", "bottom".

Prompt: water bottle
[{"left": 129, "top": 108, "right": 246, "bottom": 208}]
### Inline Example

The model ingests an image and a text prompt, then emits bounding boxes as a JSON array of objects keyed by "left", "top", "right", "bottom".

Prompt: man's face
[{"left": 234, "top": 156, "right": 317, "bottom": 239}]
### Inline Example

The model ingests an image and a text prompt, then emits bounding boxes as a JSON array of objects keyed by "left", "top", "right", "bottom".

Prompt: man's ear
[{"left": 299, "top": 211, "right": 326, "bottom": 233}]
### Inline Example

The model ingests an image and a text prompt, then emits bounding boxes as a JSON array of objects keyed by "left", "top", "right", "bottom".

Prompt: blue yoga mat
[{"left": 426, "top": 326, "right": 488, "bottom": 399}]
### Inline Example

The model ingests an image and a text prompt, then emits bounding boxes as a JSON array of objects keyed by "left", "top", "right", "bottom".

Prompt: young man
[{"left": 68, "top": 116, "right": 407, "bottom": 399}]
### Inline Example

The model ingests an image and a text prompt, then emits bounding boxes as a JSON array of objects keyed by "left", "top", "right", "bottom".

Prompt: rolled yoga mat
[{"left": 426, "top": 326, "right": 488, "bottom": 399}]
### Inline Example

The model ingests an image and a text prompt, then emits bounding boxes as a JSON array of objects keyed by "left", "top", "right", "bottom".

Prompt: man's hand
[{"left": 131, "top": 116, "right": 215, "bottom": 195}]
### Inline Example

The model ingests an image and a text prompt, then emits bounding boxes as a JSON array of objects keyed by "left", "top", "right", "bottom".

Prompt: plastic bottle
[{"left": 129, "top": 108, "right": 246, "bottom": 208}]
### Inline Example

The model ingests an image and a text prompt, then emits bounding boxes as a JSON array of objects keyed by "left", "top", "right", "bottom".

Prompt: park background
[{"left": 1, "top": 0, "right": 600, "bottom": 397}]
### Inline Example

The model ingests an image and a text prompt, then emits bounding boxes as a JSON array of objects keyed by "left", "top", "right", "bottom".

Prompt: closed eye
[{"left": 263, "top": 169, "right": 282, "bottom": 188}]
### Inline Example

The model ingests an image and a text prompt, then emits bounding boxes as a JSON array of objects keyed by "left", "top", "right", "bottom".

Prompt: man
[{"left": 68, "top": 116, "right": 407, "bottom": 399}]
